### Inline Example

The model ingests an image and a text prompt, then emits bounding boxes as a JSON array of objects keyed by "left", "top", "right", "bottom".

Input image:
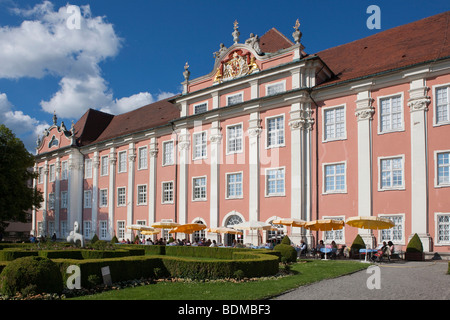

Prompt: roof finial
[
  {"left": 232, "top": 20, "right": 240, "bottom": 44},
  {"left": 292, "top": 19, "right": 302, "bottom": 44},
  {"left": 52, "top": 110, "right": 57, "bottom": 125},
  {"left": 183, "top": 62, "right": 190, "bottom": 81}
]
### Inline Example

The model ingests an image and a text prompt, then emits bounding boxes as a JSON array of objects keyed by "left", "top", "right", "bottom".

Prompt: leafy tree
[{"left": 0, "top": 124, "right": 42, "bottom": 233}]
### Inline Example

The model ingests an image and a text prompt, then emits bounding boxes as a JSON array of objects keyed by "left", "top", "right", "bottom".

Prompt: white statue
[{"left": 67, "top": 221, "right": 84, "bottom": 247}]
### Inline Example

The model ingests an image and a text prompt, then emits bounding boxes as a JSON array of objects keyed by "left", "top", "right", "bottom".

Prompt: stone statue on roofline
[
  {"left": 245, "top": 33, "right": 262, "bottom": 55},
  {"left": 213, "top": 43, "right": 228, "bottom": 60}
]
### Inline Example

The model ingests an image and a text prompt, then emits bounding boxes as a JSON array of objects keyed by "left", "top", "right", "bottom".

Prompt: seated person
[{"left": 299, "top": 240, "right": 307, "bottom": 256}]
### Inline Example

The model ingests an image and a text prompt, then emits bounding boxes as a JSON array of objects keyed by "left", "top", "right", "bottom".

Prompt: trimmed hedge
[{"left": 273, "top": 244, "right": 297, "bottom": 263}]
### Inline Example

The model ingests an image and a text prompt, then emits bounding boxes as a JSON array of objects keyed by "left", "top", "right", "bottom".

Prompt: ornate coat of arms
[{"left": 213, "top": 51, "right": 259, "bottom": 83}]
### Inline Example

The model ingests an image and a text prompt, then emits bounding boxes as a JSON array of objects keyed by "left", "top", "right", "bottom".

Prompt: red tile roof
[
  {"left": 260, "top": 27, "right": 294, "bottom": 53},
  {"left": 315, "top": 11, "right": 450, "bottom": 87}
]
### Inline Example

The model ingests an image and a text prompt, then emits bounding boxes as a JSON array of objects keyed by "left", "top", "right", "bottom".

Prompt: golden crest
[{"left": 214, "top": 51, "right": 259, "bottom": 83}]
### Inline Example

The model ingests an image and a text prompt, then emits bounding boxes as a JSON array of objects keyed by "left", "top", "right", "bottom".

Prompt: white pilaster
[
  {"left": 108, "top": 148, "right": 116, "bottom": 239},
  {"left": 148, "top": 137, "right": 158, "bottom": 225},
  {"left": 178, "top": 128, "right": 190, "bottom": 225},
  {"left": 127, "top": 143, "right": 136, "bottom": 239},
  {"left": 92, "top": 151, "right": 99, "bottom": 237},
  {"left": 209, "top": 120, "right": 222, "bottom": 243},
  {"left": 54, "top": 157, "right": 61, "bottom": 237},
  {"left": 42, "top": 160, "right": 49, "bottom": 236},
  {"left": 355, "top": 90, "right": 375, "bottom": 247},
  {"left": 408, "top": 78, "right": 432, "bottom": 251},
  {"left": 68, "top": 149, "right": 84, "bottom": 234}
]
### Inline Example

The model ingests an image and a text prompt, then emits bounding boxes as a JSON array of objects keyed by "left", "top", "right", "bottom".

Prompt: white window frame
[
  {"left": 162, "top": 181, "right": 174, "bottom": 204},
  {"left": 84, "top": 190, "right": 92, "bottom": 208},
  {"left": 61, "top": 191, "right": 68, "bottom": 209},
  {"left": 61, "top": 161, "right": 68, "bottom": 180},
  {"left": 193, "top": 101, "right": 208, "bottom": 114},
  {"left": 192, "top": 176, "right": 207, "bottom": 201},
  {"left": 226, "top": 123, "right": 243, "bottom": 155},
  {"left": 265, "top": 167, "right": 286, "bottom": 197},
  {"left": 84, "top": 159, "right": 92, "bottom": 179},
  {"left": 38, "top": 167, "right": 43, "bottom": 184},
  {"left": 99, "top": 189, "right": 108, "bottom": 207},
  {"left": 49, "top": 164, "right": 55, "bottom": 182},
  {"left": 434, "top": 150, "right": 450, "bottom": 188},
  {"left": 226, "top": 91, "right": 243, "bottom": 106},
  {"left": 117, "top": 187, "right": 126, "bottom": 207},
  {"left": 83, "top": 221, "right": 92, "bottom": 239},
  {"left": 192, "top": 131, "right": 207, "bottom": 160},
  {"left": 137, "top": 184, "right": 147, "bottom": 205},
  {"left": 101, "top": 155, "right": 109, "bottom": 176},
  {"left": 266, "top": 114, "right": 285, "bottom": 149},
  {"left": 377, "top": 93, "right": 405, "bottom": 134},
  {"left": 61, "top": 221, "right": 68, "bottom": 238},
  {"left": 162, "top": 140, "right": 174, "bottom": 166},
  {"left": 379, "top": 213, "right": 405, "bottom": 245},
  {"left": 433, "top": 83, "right": 450, "bottom": 126},
  {"left": 138, "top": 146, "right": 148, "bottom": 170},
  {"left": 322, "top": 161, "right": 347, "bottom": 194},
  {"left": 99, "top": 220, "right": 108, "bottom": 240},
  {"left": 118, "top": 151, "right": 127, "bottom": 173},
  {"left": 48, "top": 192, "right": 55, "bottom": 209},
  {"left": 117, "top": 220, "right": 126, "bottom": 240},
  {"left": 265, "top": 80, "right": 286, "bottom": 96},
  {"left": 323, "top": 215, "right": 345, "bottom": 244},
  {"left": 378, "top": 155, "right": 405, "bottom": 191},
  {"left": 225, "top": 171, "right": 243, "bottom": 199},
  {"left": 322, "top": 104, "right": 347, "bottom": 142},
  {"left": 435, "top": 212, "right": 450, "bottom": 246}
]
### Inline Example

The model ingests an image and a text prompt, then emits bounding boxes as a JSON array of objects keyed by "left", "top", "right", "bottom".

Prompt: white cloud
[
  {"left": 0, "top": 1, "right": 176, "bottom": 121},
  {"left": 0, "top": 92, "right": 49, "bottom": 152}
]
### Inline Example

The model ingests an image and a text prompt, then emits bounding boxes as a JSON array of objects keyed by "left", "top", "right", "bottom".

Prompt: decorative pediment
[{"left": 213, "top": 50, "right": 260, "bottom": 84}]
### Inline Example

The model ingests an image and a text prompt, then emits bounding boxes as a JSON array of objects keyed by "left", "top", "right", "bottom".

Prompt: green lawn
[{"left": 68, "top": 260, "right": 369, "bottom": 300}]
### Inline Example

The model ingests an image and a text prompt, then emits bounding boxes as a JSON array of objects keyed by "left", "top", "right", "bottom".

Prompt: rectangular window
[
  {"left": 324, "top": 163, "right": 346, "bottom": 193},
  {"left": 162, "top": 181, "right": 173, "bottom": 203},
  {"left": 380, "top": 95, "right": 403, "bottom": 132},
  {"left": 437, "top": 214, "right": 450, "bottom": 244},
  {"left": 226, "top": 172, "right": 243, "bottom": 198},
  {"left": 117, "top": 187, "right": 126, "bottom": 206},
  {"left": 227, "top": 92, "right": 243, "bottom": 106},
  {"left": 38, "top": 167, "right": 43, "bottom": 184},
  {"left": 193, "top": 131, "right": 207, "bottom": 159},
  {"left": 118, "top": 151, "right": 127, "bottom": 173},
  {"left": 267, "top": 115, "right": 284, "bottom": 148},
  {"left": 138, "top": 147, "right": 148, "bottom": 170},
  {"left": 99, "top": 189, "right": 108, "bottom": 207},
  {"left": 380, "top": 215, "right": 403, "bottom": 243},
  {"left": 324, "top": 217, "right": 344, "bottom": 243},
  {"left": 101, "top": 155, "right": 109, "bottom": 176},
  {"left": 193, "top": 177, "right": 207, "bottom": 200},
  {"left": 324, "top": 106, "right": 345, "bottom": 140},
  {"left": 194, "top": 102, "right": 207, "bottom": 114},
  {"left": 100, "top": 221, "right": 108, "bottom": 240},
  {"left": 380, "top": 157, "right": 404, "bottom": 190},
  {"left": 436, "top": 86, "right": 449, "bottom": 124},
  {"left": 84, "top": 159, "right": 92, "bottom": 179},
  {"left": 61, "top": 221, "right": 67, "bottom": 238},
  {"left": 49, "top": 164, "right": 55, "bottom": 182},
  {"left": 61, "top": 191, "right": 68, "bottom": 209},
  {"left": 163, "top": 140, "right": 174, "bottom": 165},
  {"left": 227, "top": 124, "right": 243, "bottom": 154},
  {"left": 83, "top": 221, "right": 92, "bottom": 239},
  {"left": 84, "top": 190, "right": 92, "bottom": 208},
  {"left": 437, "top": 152, "right": 450, "bottom": 186},
  {"left": 137, "top": 185, "right": 147, "bottom": 205},
  {"left": 117, "top": 221, "right": 125, "bottom": 239},
  {"left": 48, "top": 193, "right": 55, "bottom": 209},
  {"left": 266, "top": 81, "right": 285, "bottom": 96},
  {"left": 266, "top": 167, "right": 285, "bottom": 196},
  {"left": 61, "top": 161, "right": 68, "bottom": 180}
]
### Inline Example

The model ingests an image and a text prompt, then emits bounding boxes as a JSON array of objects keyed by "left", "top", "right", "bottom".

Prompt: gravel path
[{"left": 272, "top": 260, "right": 450, "bottom": 300}]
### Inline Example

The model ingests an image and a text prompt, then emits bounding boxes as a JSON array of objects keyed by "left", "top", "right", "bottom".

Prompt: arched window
[
  {"left": 193, "top": 220, "right": 205, "bottom": 242},
  {"left": 224, "top": 214, "right": 243, "bottom": 246}
]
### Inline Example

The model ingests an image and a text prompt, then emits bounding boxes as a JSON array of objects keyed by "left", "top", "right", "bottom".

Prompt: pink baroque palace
[{"left": 34, "top": 12, "right": 450, "bottom": 255}]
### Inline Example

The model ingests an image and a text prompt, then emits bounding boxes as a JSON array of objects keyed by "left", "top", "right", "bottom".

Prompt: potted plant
[{"left": 405, "top": 233, "right": 424, "bottom": 261}]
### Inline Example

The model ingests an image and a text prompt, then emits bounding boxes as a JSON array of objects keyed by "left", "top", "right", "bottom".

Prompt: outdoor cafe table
[{"left": 359, "top": 248, "right": 377, "bottom": 261}]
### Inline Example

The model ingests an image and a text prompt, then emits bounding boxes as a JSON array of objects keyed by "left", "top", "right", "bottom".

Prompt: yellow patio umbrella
[
  {"left": 140, "top": 229, "right": 161, "bottom": 235},
  {"left": 345, "top": 216, "right": 395, "bottom": 230},
  {"left": 346, "top": 216, "right": 395, "bottom": 263},
  {"left": 151, "top": 221, "right": 180, "bottom": 229},
  {"left": 169, "top": 223, "right": 207, "bottom": 234},
  {"left": 272, "top": 218, "right": 306, "bottom": 228},
  {"left": 126, "top": 224, "right": 154, "bottom": 231},
  {"left": 207, "top": 227, "right": 243, "bottom": 235},
  {"left": 304, "top": 219, "right": 345, "bottom": 260}
]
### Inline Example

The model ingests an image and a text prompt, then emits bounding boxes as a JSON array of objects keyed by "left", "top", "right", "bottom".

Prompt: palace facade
[{"left": 33, "top": 12, "right": 450, "bottom": 253}]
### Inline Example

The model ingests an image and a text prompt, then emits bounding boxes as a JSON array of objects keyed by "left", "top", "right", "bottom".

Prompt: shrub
[
  {"left": 90, "top": 234, "right": 99, "bottom": 244},
  {"left": 0, "top": 256, "right": 63, "bottom": 296},
  {"left": 281, "top": 235, "right": 291, "bottom": 245},
  {"left": 350, "top": 234, "right": 366, "bottom": 251},
  {"left": 273, "top": 244, "right": 297, "bottom": 263},
  {"left": 110, "top": 235, "right": 119, "bottom": 244},
  {"left": 406, "top": 233, "right": 423, "bottom": 253}
]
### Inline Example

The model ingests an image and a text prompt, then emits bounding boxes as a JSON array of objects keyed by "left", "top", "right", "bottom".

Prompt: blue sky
[{"left": 0, "top": 0, "right": 448, "bottom": 152}]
